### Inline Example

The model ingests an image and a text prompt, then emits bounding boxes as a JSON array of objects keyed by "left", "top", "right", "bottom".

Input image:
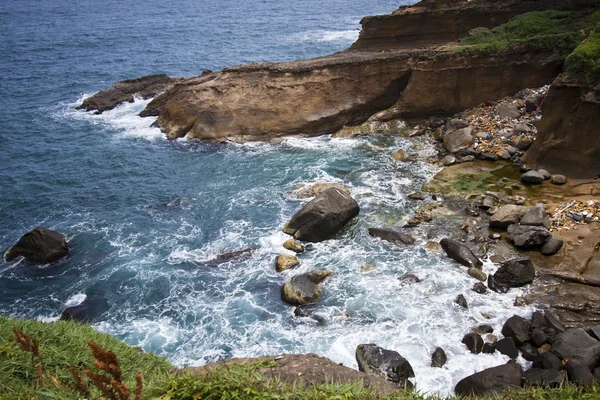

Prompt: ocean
[{"left": 0, "top": 0, "right": 533, "bottom": 395}]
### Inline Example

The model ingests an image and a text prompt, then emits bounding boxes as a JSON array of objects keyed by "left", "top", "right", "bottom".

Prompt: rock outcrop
[
  {"left": 281, "top": 270, "right": 332, "bottom": 305},
  {"left": 4, "top": 226, "right": 69, "bottom": 264},
  {"left": 356, "top": 344, "right": 415, "bottom": 388}
]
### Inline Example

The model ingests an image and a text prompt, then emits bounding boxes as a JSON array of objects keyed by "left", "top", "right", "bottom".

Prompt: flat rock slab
[
  {"left": 440, "top": 238, "right": 482, "bottom": 269},
  {"left": 184, "top": 353, "right": 399, "bottom": 396}
]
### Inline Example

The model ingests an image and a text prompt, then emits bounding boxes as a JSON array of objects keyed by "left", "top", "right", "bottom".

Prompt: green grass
[
  {"left": 565, "top": 12, "right": 600, "bottom": 85},
  {"left": 454, "top": 11, "right": 594, "bottom": 56},
  {"left": 0, "top": 315, "right": 172, "bottom": 399}
]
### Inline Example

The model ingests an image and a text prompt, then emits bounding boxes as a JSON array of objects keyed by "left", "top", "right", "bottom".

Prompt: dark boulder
[
  {"left": 544, "top": 310, "right": 566, "bottom": 334},
  {"left": 530, "top": 311, "right": 545, "bottom": 329},
  {"left": 521, "top": 171, "right": 545, "bottom": 184},
  {"left": 368, "top": 228, "right": 414, "bottom": 245},
  {"left": 519, "top": 343, "right": 539, "bottom": 362},
  {"left": 482, "top": 343, "right": 496, "bottom": 354},
  {"left": 489, "top": 205, "right": 527, "bottom": 229},
  {"left": 551, "top": 328, "right": 600, "bottom": 368},
  {"left": 454, "top": 363, "right": 522, "bottom": 397},
  {"left": 533, "top": 351, "right": 564, "bottom": 371},
  {"left": 530, "top": 328, "right": 548, "bottom": 347},
  {"left": 520, "top": 204, "right": 551, "bottom": 229},
  {"left": 77, "top": 74, "right": 182, "bottom": 114},
  {"left": 5, "top": 227, "right": 69, "bottom": 264},
  {"left": 522, "top": 368, "right": 565, "bottom": 388},
  {"left": 294, "top": 306, "right": 326, "bottom": 324},
  {"left": 283, "top": 188, "right": 359, "bottom": 242},
  {"left": 496, "top": 337, "right": 518, "bottom": 359},
  {"left": 399, "top": 273, "right": 421, "bottom": 285},
  {"left": 356, "top": 344, "right": 415, "bottom": 388},
  {"left": 541, "top": 236, "right": 564, "bottom": 256},
  {"left": 195, "top": 247, "right": 255, "bottom": 267},
  {"left": 281, "top": 270, "right": 332, "bottom": 305},
  {"left": 462, "top": 333, "right": 484, "bottom": 354},
  {"left": 472, "top": 282, "right": 487, "bottom": 294},
  {"left": 507, "top": 225, "right": 551, "bottom": 248},
  {"left": 455, "top": 294, "right": 468, "bottom": 310},
  {"left": 431, "top": 347, "right": 447, "bottom": 368},
  {"left": 566, "top": 360, "right": 597, "bottom": 385},
  {"left": 489, "top": 257, "right": 535, "bottom": 292},
  {"left": 501, "top": 315, "right": 531, "bottom": 345},
  {"left": 440, "top": 238, "right": 482, "bottom": 269},
  {"left": 60, "top": 296, "right": 109, "bottom": 323}
]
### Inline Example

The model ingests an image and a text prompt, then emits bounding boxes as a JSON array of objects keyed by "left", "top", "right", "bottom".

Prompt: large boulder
[
  {"left": 276, "top": 254, "right": 300, "bottom": 272},
  {"left": 507, "top": 224, "right": 551, "bottom": 248},
  {"left": 283, "top": 188, "right": 359, "bottom": 242},
  {"left": 551, "top": 328, "right": 600, "bottom": 368},
  {"left": 440, "top": 238, "right": 482, "bottom": 269},
  {"left": 489, "top": 257, "right": 535, "bottom": 292},
  {"left": 290, "top": 183, "right": 351, "bottom": 200},
  {"left": 368, "top": 228, "right": 415, "bottom": 245},
  {"left": 462, "top": 333, "right": 484, "bottom": 354},
  {"left": 522, "top": 368, "right": 565, "bottom": 388},
  {"left": 454, "top": 363, "right": 522, "bottom": 397},
  {"left": 281, "top": 270, "right": 332, "bottom": 305},
  {"left": 520, "top": 204, "right": 551, "bottom": 229},
  {"left": 5, "top": 227, "right": 69, "bottom": 264},
  {"left": 501, "top": 315, "right": 531, "bottom": 345},
  {"left": 356, "top": 344, "right": 415, "bottom": 388},
  {"left": 443, "top": 127, "right": 474, "bottom": 154},
  {"left": 77, "top": 74, "right": 183, "bottom": 114},
  {"left": 489, "top": 205, "right": 527, "bottom": 229}
]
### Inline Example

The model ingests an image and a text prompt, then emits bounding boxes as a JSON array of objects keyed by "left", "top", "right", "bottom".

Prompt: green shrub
[{"left": 566, "top": 12, "right": 600, "bottom": 84}]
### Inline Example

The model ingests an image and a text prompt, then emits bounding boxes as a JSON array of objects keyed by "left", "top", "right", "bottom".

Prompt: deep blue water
[{"left": 0, "top": 0, "right": 533, "bottom": 394}]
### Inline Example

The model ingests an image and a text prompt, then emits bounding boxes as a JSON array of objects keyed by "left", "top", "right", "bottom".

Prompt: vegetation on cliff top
[
  {"left": 565, "top": 12, "right": 600, "bottom": 85},
  {"left": 2, "top": 316, "right": 600, "bottom": 399}
]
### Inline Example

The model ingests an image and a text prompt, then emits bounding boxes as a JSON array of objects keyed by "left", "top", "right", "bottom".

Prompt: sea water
[{"left": 0, "top": 0, "right": 534, "bottom": 395}]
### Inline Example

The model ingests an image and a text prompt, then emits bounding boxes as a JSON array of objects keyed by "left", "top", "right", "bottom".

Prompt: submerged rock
[
  {"left": 462, "top": 333, "right": 484, "bottom": 354},
  {"left": 283, "top": 188, "right": 359, "bottom": 242},
  {"left": 283, "top": 239, "right": 305, "bottom": 253},
  {"left": 195, "top": 248, "right": 255, "bottom": 267},
  {"left": 60, "top": 296, "right": 110, "bottom": 323},
  {"left": 356, "top": 343, "right": 415, "bottom": 388},
  {"left": 440, "top": 238, "right": 482, "bottom": 269},
  {"left": 276, "top": 254, "right": 300, "bottom": 272},
  {"left": 368, "top": 228, "right": 415, "bottom": 245},
  {"left": 431, "top": 347, "right": 447, "bottom": 368},
  {"left": 281, "top": 270, "right": 332, "bottom": 305},
  {"left": 5, "top": 227, "right": 69, "bottom": 264}
]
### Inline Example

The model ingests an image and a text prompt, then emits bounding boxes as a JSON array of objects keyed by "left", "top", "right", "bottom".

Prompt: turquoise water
[{"left": 0, "top": 0, "right": 533, "bottom": 394}]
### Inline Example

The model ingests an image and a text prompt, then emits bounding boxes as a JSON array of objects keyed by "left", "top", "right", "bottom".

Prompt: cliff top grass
[
  {"left": 565, "top": 12, "right": 600, "bottom": 85},
  {"left": 2, "top": 315, "right": 600, "bottom": 399}
]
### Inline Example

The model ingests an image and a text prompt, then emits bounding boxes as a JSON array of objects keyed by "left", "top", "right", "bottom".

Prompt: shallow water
[{"left": 0, "top": 0, "right": 535, "bottom": 395}]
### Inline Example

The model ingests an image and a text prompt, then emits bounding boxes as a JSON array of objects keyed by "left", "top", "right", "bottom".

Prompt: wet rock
[
  {"left": 293, "top": 306, "right": 325, "bottom": 324},
  {"left": 522, "top": 368, "right": 565, "bottom": 388},
  {"left": 368, "top": 228, "right": 415, "bottom": 245},
  {"left": 468, "top": 267, "right": 487, "bottom": 282},
  {"left": 482, "top": 343, "right": 496, "bottom": 354},
  {"left": 431, "top": 347, "right": 447, "bottom": 368},
  {"left": 399, "top": 273, "right": 421, "bottom": 285},
  {"left": 541, "top": 236, "right": 563, "bottom": 256},
  {"left": 440, "top": 155, "right": 456, "bottom": 166},
  {"left": 473, "top": 324, "right": 494, "bottom": 334},
  {"left": 566, "top": 360, "right": 597, "bottom": 385},
  {"left": 519, "top": 343, "right": 539, "bottom": 361},
  {"left": 521, "top": 170, "right": 545, "bottom": 184},
  {"left": 501, "top": 315, "right": 531, "bottom": 345},
  {"left": 531, "top": 311, "right": 545, "bottom": 329},
  {"left": 472, "top": 282, "right": 487, "bottom": 293},
  {"left": 195, "top": 247, "right": 255, "bottom": 267},
  {"left": 440, "top": 238, "right": 482, "bottom": 269},
  {"left": 507, "top": 225, "right": 551, "bottom": 248},
  {"left": 496, "top": 337, "right": 518, "bottom": 359},
  {"left": 551, "top": 174, "right": 567, "bottom": 185},
  {"left": 407, "top": 192, "right": 426, "bottom": 200},
  {"left": 291, "top": 183, "right": 351, "bottom": 199},
  {"left": 544, "top": 310, "right": 566, "bottom": 334},
  {"left": 77, "top": 74, "right": 182, "bottom": 114},
  {"left": 520, "top": 204, "right": 551, "bottom": 229},
  {"left": 60, "top": 296, "right": 109, "bottom": 323},
  {"left": 464, "top": 205, "right": 480, "bottom": 217},
  {"left": 489, "top": 205, "right": 527, "bottom": 229},
  {"left": 462, "top": 333, "right": 484, "bottom": 354},
  {"left": 538, "top": 169, "right": 551, "bottom": 180},
  {"left": 455, "top": 294, "right": 468, "bottom": 310},
  {"left": 5, "top": 226, "right": 69, "bottom": 264},
  {"left": 533, "top": 351, "right": 564, "bottom": 371},
  {"left": 283, "top": 239, "right": 305, "bottom": 253},
  {"left": 356, "top": 344, "right": 415, "bottom": 388},
  {"left": 454, "top": 363, "right": 522, "bottom": 397},
  {"left": 530, "top": 329, "right": 547, "bottom": 347},
  {"left": 392, "top": 149, "right": 415, "bottom": 162},
  {"left": 489, "top": 257, "right": 535, "bottom": 292},
  {"left": 281, "top": 270, "right": 332, "bottom": 305},
  {"left": 276, "top": 254, "right": 300, "bottom": 272},
  {"left": 443, "top": 127, "right": 474, "bottom": 154},
  {"left": 551, "top": 328, "right": 600, "bottom": 368},
  {"left": 283, "top": 188, "right": 359, "bottom": 242}
]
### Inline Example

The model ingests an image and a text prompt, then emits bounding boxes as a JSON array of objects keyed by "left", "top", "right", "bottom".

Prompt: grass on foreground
[
  {"left": 1, "top": 316, "right": 600, "bottom": 399},
  {"left": 455, "top": 11, "right": 597, "bottom": 56}
]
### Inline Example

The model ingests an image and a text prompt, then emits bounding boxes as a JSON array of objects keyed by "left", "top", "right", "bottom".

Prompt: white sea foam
[
  {"left": 292, "top": 29, "right": 360, "bottom": 43},
  {"left": 65, "top": 292, "right": 87, "bottom": 307}
]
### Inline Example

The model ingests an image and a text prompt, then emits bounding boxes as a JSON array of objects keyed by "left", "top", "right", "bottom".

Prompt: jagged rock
[
  {"left": 281, "top": 270, "right": 332, "bottom": 305},
  {"left": 468, "top": 267, "right": 487, "bottom": 282},
  {"left": 544, "top": 310, "right": 566, "bottom": 334},
  {"left": 588, "top": 326, "right": 600, "bottom": 341},
  {"left": 520, "top": 204, "right": 551, "bottom": 229},
  {"left": 541, "top": 236, "right": 563, "bottom": 256},
  {"left": 440, "top": 238, "right": 482, "bottom": 269},
  {"left": 443, "top": 127, "right": 474, "bottom": 154},
  {"left": 356, "top": 344, "right": 415, "bottom": 388},
  {"left": 522, "top": 368, "right": 565, "bottom": 388},
  {"left": 77, "top": 74, "right": 182, "bottom": 114},
  {"left": 489, "top": 257, "right": 535, "bottom": 292},
  {"left": 5, "top": 227, "right": 69, "bottom": 264},
  {"left": 60, "top": 296, "right": 109, "bottom": 323},
  {"left": 194, "top": 248, "right": 255, "bottom": 267},
  {"left": 392, "top": 149, "right": 415, "bottom": 162},
  {"left": 533, "top": 351, "right": 563, "bottom": 371},
  {"left": 501, "top": 315, "right": 531, "bottom": 345},
  {"left": 496, "top": 337, "right": 518, "bottom": 359},
  {"left": 455, "top": 294, "right": 468, "bottom": 310},
  {"left": 431, "top": 347, "right": 447, "bottom": 368},
  {"left": 455, "top": 363, "right": 522, "bottom": 397},
  {"left": 290, "top": 183, "right": 351, "bottom": 199},
  {"left": 551, "top": 174, "right": 567, "bottom": 185},
  {"left": 283, "top": 188, "right": 359, "bottom": 242},
  {"left": 551, "top": 329, "right": 600, "bottom": 368},
  {"left": 507, "top": 224, "right": 551, "bottom": 248},
  {"left": 283, "top": 239, "right": 305, "bottom": 253},
  {"left": 368, "top": 228, "right": 415, "bottom": 245},
  {"left": 472, "top": 282, "right": 487, "bottom": 293},
  {"left": 276, "top": 254, "right": 300, "bottom": 272},
  {"left": 489, "top": 205, "right": 527, "bottom": 229},
  {"left": 566, "top": 360, "right": 597, "bottom": 385},
  {"left": 521, "top": 170, "right": 545, "bottom": 184},
  {"left": 399, "top": 273, "right": 421, "bottom": 285},
  {"left": 462, "top": 333, "right": 484, "bottom": 354}
]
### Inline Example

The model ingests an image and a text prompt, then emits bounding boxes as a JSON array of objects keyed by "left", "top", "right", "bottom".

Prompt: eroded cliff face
[{"left": 524, "top": 76, "right": 600, "bottom": 179}]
